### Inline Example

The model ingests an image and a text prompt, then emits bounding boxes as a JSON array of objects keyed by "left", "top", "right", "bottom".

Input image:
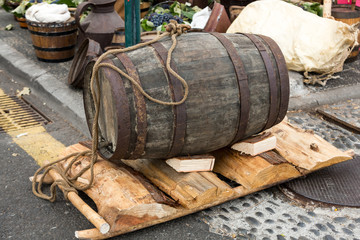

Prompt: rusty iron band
[
  {"left": 99, "top": 57, "right": 131, "bottom": 160},
  {"left": 116, "top": 53, "right": 148, "bottom": 159},
  {"left": 242, "top": 33, "right": 279, "bottom": 131},
  {"left": 151, "top": 42, "right": 187, "bottom": 157},
  {"left": 210, "top": 32, "right": 250, "bottom": 143},
  {"left": 257, "top": 35, "right": 289, "bottom": 125}
]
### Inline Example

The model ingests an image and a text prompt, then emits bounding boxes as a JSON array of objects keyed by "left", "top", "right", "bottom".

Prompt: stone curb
[
  {"left": 0, "top": 39, "right": 89, "bottom": 135},
  {"left": 289, "top": 83, "right": 360, "bottom": 111}
]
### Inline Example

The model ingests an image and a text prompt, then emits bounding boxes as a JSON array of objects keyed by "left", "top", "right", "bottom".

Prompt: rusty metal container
[
  {"left": 75, "top": 0, "right": 125, "bottom": 50},
  {"left": 83, "top": 33, "right": 289, "bottom": 161}
]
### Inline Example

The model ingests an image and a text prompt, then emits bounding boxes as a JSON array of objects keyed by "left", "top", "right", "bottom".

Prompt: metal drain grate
[{"left": 0, "top": 95, "right": 50, "bottom": 133}]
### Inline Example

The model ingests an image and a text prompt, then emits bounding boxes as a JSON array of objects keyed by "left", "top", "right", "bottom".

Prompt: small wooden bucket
[
  {"left": 332, "top": 5, "right": 360, "bottom": 60},
  {"left": 26, "top": 17, "right": 77, "bottom": 62},
  {"left": 16, "top": 17, "right": 28, "bottom": 29}
]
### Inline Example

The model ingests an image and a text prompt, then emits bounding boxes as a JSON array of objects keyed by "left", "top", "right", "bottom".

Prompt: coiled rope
[{"left": 32, "top": 20, "right": 191, "bottom": 202}]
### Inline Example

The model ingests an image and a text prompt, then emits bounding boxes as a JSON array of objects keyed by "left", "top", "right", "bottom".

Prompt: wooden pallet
[{"left": 46, "top": 120, "right": 352, "bottom": 239}]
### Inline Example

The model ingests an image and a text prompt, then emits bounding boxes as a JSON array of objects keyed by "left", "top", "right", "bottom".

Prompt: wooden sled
[{"left": 38, "top": 120, "right": 353, "bottom": 239}]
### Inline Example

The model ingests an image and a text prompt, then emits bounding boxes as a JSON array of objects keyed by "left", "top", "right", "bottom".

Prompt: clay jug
[{"left": 75, "top": 0, "right": 124, "bottom": 50}]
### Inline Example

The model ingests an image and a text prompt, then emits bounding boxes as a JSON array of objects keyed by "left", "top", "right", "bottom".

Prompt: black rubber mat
[{"left": 282, "top": 156, "right": 360, "bottom": 207}]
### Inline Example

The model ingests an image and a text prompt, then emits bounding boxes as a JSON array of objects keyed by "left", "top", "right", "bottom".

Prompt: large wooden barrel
[
  {"left": 26, "top": 17, "right": 77, "bottom": 62},
  {"left": 83, "top": 32, "right": 289, "bottom": 161}
]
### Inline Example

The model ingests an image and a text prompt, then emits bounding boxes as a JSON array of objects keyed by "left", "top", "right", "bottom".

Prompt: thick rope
[{"left": 32, "top": 20, "right": 191, "bottom": 202}]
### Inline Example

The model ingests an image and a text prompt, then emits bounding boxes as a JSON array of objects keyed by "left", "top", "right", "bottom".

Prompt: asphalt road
[{"left": 0, "top": 59, "right": 231, "bottom": 240}]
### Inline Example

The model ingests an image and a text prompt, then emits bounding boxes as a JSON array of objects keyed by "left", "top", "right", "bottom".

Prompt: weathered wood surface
[
  {"left": 212, "top": 149, "right": 301, "bottom": 190},
  {"left": 123, "top": 158, "right": 234, "bottom": 209},
  {"left": 61, "top": 144, "right": 177, "bottom": 233},
  {"left": 269, "top": 121, "right": 352, "bottom": 171},
  {"left": 44, "top": 161, "right": 110, "bottom": 234},
  {"left": 84, "top": 32, "right": 289, "bottom": 161},
  {"left": 53, "top": 120, "right": 353, "bottom": 239}
]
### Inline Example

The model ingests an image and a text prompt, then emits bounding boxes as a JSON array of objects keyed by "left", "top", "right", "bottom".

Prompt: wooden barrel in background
[
  {"left": 83, "top": 32, "right": 289, "bottom": 161},
  {"left": 26, "top": 17, "right": 77, "bottom": 62},
  {"left": 16, "top": 17, "right": 28, "bottom": 29},
  {"left": 332, "top": 5, "right": 360, "bottom": 60}
]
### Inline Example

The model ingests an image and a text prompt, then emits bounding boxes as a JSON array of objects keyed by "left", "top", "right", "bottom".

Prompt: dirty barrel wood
[{"left": 83, "top": 32, "right": 290, "bottom": 161}]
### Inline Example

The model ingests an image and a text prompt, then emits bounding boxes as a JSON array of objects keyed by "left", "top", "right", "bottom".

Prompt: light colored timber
[
  {"left": 29, "top": 173, "right": 54, "bottom": 184},
  {"left": 231, "top": 132, "right": 277, "bottom": 156},
  {"left": 269, "top": 121, "right": 352, "bottom": 171},
  {"left": 74, "top": 185, "right": 260, "bottom": 240},
  {"left": 61, "top": 144, "right": 177, "bottom": 233},
  {"left": 165, "top": 154, "right": 215, "bottom": 172},
  {"left": 58, "top": 119, "right": 352, "bottom": 239},
  {"left": 212, "top": 149, "right": 302, "bottom": 189},
  {"left": 123, "top": 158, "right": 234, "bottom": 209},
  {"left": 45, "top": 163, "right": 110, "bottom": 234}
]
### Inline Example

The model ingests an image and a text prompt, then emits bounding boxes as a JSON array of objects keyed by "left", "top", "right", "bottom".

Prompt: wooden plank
[
  {"left": 212, "top": 149, "right": 301, "bottom": 190},
  {"left": 74, "top": 185, "right": 257, "bottom": 240},
  {"left": 61, "top": 144, "right": 177, "bottom": 232},
  {"left": 316, "top": 109, "right": 360, "bottom": 134},
  {"left": 231, "top": 132, "right": 277, "bottom": 156},
  {"left": 165, "top": 154, "right": 215, "bottom": 172},
  {"left": 123, "top": 158, "right": 234, "bottom": 209},
  {"left": 56, "top": 120, "right": 353, "bottom": 239},
  {"left": 269, "top": 121, "right": 352, "bottom": 171}
]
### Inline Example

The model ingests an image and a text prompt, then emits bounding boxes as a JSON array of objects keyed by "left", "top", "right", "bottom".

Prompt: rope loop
[
  {"left": 32, "top": 23, "right": 191, "bottom": 202},
  {"left": 166, "top": 20, "right": 191, "bottom": 35}
]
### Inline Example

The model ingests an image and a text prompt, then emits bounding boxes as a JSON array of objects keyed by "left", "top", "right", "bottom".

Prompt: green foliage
[
  {"left": 141, "top": 1, "right": 202, "bottom": 32},
  {"left": 1, "top": 0, "right": 22, "bottom": 12},
  {"left": 141, "top": 19, "right": 154, "bottom": 31},
  {"left": 56, "top": 0, "right": 83, "bottom": 8},
  {"left": 169, "top": 1, "right": 201, "bottom": 21},
  {"left": 11, "top": 0, "right": 30, "bottom": 17},
  {"left": 302, "top": 2, "right": 323, "bottom": 17}
]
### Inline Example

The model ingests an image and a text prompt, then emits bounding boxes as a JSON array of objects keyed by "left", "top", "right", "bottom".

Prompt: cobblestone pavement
[{"left": 198, "top": 99, "right": 360, "bottom": 240}]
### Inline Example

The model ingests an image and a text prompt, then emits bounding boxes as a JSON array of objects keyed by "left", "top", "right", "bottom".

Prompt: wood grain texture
[
  {"left": 27, "top": 18, "right": 77, "bottom": 61},
  {"left": 65, "top": 120, "right": 353, "bottom": 239},
  {"left": 61, "top": 144, "right": 176, "bottom": 232},
  {"left": 123, "top": 158, "right": 234, "bottom": 209},
  {"left": 269, "top": 121, "right": 353, "bottom": 171},
  {"left": 212, "top": 149, "right": 301, "bottom": 190}
]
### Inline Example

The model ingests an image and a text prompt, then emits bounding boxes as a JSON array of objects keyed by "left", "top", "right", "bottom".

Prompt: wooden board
[
  {"left": 48, "top": 120, "right": 352, "bottom": 239},
  {"left": 123, "top": 158, "right": 234, "bottom": 209},
  {"left": 268, "top": 121, "right": 351, "bottom": 172},
  {"left": 231, "top": 132, "right": 277, "bottom": 156},
  {"left": 165, "top": 154, "right": 215, "bottom": 172}
]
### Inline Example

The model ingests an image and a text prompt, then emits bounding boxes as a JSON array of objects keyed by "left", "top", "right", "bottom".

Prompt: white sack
[
  {"left": 190, "top": 7, "right": 211, "bottom": 29},
  {"left": 26, "top": 3, "right": 70, "bottom": 23},
  {"left": 227, "top": 0, "right": 359, "bottom": 82}
]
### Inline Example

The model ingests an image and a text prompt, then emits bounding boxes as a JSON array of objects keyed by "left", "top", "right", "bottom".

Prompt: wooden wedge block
[
  {"left": 166, "top": 154, "right": 215, "bottom": 172},
  {"left": 269, "top": 121, "right": 353, "bottom": 171},
  {"left": 231, "top": 132, "right": 277, "bottom": 156},
  {"left": 123, "top": 159, "right": 234, "bottom": 209},
  {"left": 212, "top": 149, "right": 301, "bottom": 190}
]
